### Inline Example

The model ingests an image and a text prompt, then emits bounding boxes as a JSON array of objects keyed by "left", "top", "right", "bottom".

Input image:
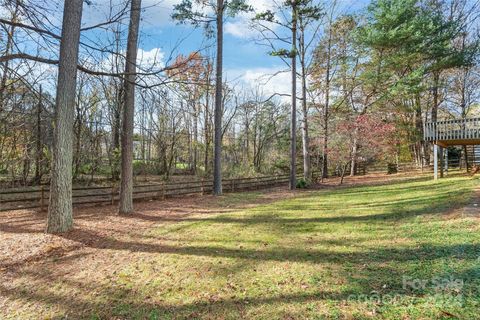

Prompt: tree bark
[
  {"left": 204, "top": 64, "right": 211, "bottom": 175},
  {"left": 193, "top": 101, "right": 198, "bottom": 174},
  {"left": 322, "top": 28, "right": 333, "bottom": 179},
  {"left": 46, "top": 0, "right": 84, "bottom": 233},
  {"left": 213, "top": 0, "right": 224, "bottom": 195},
  {"left": 299, "top": 23, "right": 311, "bottom": 181},
  {"left": 34, "top": 85, "right": 43, "bottom": 184},
  {"left": 350, "top": 130, "right": 358, "bottom": 177},
  {"left": 119, "top": 0, "right": 141, "bottom": 214},
  {"left": 289, "top": 1, "right": 297, "bottom": 190}
]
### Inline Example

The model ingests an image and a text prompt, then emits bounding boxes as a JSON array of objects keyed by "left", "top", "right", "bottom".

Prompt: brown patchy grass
[{"left": 1, "top": 172, "right": 479, "bottom": 319}]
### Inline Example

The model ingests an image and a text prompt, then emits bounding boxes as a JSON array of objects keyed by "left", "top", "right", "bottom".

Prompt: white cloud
[
  {"left": 227, "top": 66, "right": 296, "bottom": 103},
  {"left": 137, "top": 47, "right": 165, "bottom": 68},
  {"left": 224, "top": 22, "right": 248, "bottom": 38},
  {"left": 91, "top": 47, "right": 165, "bottom": 77},
  {"left": 223, "top": 0, "right": 282, "bottom": 39}
]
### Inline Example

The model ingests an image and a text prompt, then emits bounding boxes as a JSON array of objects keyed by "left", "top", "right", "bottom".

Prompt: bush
[
  {"left": 387, "top": 163, "right": 398, "bottom": 174},
  {"left": 296, "top": 178, "right": 309, "bottom": 189}
]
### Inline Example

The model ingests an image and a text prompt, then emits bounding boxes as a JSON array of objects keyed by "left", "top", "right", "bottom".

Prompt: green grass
[
  {"left": 5, "top": 175, "right": 480, "bottom": 319},
  {"left": 104, "top": 175, "right": 480, "bottom": 319}
]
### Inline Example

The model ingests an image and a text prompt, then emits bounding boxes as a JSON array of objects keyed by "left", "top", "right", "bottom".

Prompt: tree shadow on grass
[
  {"left": 0, "top": 177, "right": 473, "bottom": 269},
  {"left": 2, "top": 236, "right": 479, "bottom": 319},
  {"left": 0, "top": 275, "right": 360, "bottom": 319},
  {"left": 123, "top": 188, "right": 470, "bottom": 238},
  {"left": 47, "top": 227, "right": 479, "bottom": 266},
  {"left": 1, "top": 175, "right": 478, "bottom": 318}
]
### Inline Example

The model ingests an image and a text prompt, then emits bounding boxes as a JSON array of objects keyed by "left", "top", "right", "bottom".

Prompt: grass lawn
[{"left": 1, "top": 174, "right": 479, "bottom": 319}]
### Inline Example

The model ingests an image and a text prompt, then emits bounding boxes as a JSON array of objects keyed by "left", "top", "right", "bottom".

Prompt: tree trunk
[
  {"left": 204, "top": 72, "right": 210, "bottom": 175},
  {"left": 34, "top": 85, "right": 43, "bottom": 184},
  {"left": 119, "top": 0, "right": 141, "bottom": 214},
  {"left": 322, "top": 124, "right": 328, "bottom": 178},
  {"left": 414, "top": 93, "right": 426, "bottom": 166},
  {"left": 73, "top": 100, "right": 82, "bottom": 181},
  {"left": 299, "top": 23, "right": 311, "bottom": 181},
  {"left": 322, "top": 29, "right": 333, "bottom": 179},
  {"left": 46, "top": 0, "right": 84, "bottom": 233},
  {"left": 350, "top": 127, "right": 358, "bottom": 177},
  {"left": 340, "top": 163, "right": 348, "bottom": 185},
  {"left": 213, "top": 0, "right": 224, "bottom": 195},
  {"left": 193, "top": 101, "right": 198, "bottom": 174},
  {"left": 289, "top": 1, "right": 297, "bottom": 190},
  {"left": 111, "top": 86, "right": 122, "bottom": 181}
]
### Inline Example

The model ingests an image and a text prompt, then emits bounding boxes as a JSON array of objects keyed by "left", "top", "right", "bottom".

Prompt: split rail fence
[
  {"left": 0, "top": 174, "right": 301, "bottom": 212},
  {"left": 0, "top": 162, "right": 432, "bottom": 212}
]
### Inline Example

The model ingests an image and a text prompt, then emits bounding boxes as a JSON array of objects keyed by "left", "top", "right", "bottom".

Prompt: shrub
[
  {"left": 387, "top": 163, "right": 398, "bottom": 174},
  {"left": 296, "top": 178, "right": 309, "bottom": 189}
]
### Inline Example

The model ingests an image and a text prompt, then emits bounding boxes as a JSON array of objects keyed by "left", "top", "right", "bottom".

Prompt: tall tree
[
  {"left": 297, "top": 1, "right": 322, "bottom": 181},
  {"left": 119, "top": 0, "right": 142, "bottom": 214},
  {"left": 290, "top": 1, "right": 298, "bottom": 189},
  {"left": 254, "top": 0, "right": 322, "bottom": 188},
  {"left": 213, "top": 0, "right": 224, "bottom": 195},
  {"left": 172, "top": 0, "right": 250, "bottom": 195},
  {"left": 46, "top": 0, "right": 84, "bottom": 233}
]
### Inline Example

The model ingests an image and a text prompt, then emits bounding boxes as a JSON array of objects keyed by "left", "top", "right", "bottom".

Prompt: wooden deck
[
  {"left": 424, "top": 117, "right": 480, "bottom": 179},
  {"left": 424, "top": 117, "right": 480, "bottom": 146}
]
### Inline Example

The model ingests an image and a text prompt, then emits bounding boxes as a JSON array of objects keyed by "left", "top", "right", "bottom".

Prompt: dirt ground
[{"left": 0, "top": 189, "right": 292, "bottom": 270}]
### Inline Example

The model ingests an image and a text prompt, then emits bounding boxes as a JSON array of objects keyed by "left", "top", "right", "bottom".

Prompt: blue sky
[
  {"left": 80, "top": 0, "right": 370, "bottom": 96},
  {"left": 0, "top": 0, "right": 369, "bottom": 97}
]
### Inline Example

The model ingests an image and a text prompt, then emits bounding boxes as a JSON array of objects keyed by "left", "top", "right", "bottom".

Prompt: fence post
[
  {"left": 40, "top": 186, "right": 45, "bottom": 212},
  {"left": 201, "top": 180, "right": 205, "bottom": 195},
  {"left": 231, "top": 179, "right": 235, "bottom": 193},
  {"left": 111, "top": 183, "right": 115, "bottom": 205},
  {"left": 162, "top": 183, "right": 166, "bottom": 200}
]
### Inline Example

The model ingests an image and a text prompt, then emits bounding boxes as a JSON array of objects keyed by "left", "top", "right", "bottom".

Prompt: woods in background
[{"left": 0, "top": 0, "right": 479, "bottom": 232}]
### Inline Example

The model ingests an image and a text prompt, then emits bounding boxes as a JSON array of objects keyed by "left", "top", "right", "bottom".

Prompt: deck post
[
  {"left": 434, "top": 143, "right": 439, "bottom": 180},
  {"left": 444, "top": 148, "right": 448, "bottom": 175},
  {"left": 439, "top": 146, "right": 444, "bottom": 178}
]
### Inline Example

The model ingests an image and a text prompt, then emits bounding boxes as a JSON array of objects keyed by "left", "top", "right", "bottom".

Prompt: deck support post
[
  {"left": 434, "top": 143, "right": 439, "bottom": 180},
  {"left": 444, "top": 148, "right": 448, "bottom": 175},
  {"left": 439, "top": 146, "right": 444, "bottom": 178}
]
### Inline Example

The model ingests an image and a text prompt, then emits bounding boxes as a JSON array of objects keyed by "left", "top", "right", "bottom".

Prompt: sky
[
  {"left": 79, "top": 0, "right": 369, "bottom": 98},
  {"left": 0, "top": 0, "right": 369, "bottom": 99}
]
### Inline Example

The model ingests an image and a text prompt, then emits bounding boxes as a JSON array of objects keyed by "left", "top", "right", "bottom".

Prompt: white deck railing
[{"left": 424, "top": 117, "right": 480, "bottom": 142}]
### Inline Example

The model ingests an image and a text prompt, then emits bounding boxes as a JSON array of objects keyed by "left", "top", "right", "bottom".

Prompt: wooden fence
[
  {"left": 0, "top": 162, "right": 431, "bottom": 212},
  {"left": 0, "top": 174, "right": 299, "bottom": 212}
]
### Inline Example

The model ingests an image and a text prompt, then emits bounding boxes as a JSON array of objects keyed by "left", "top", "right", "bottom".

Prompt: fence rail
[
  {"left": 424, "top": 117, "right": 480, "bottom": 141},
  {"left": 0, "top": 174, "right": 298, "bottom": 212},
  {"left": 0, "top": 163, "right": 432, "bottom": 212}
]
